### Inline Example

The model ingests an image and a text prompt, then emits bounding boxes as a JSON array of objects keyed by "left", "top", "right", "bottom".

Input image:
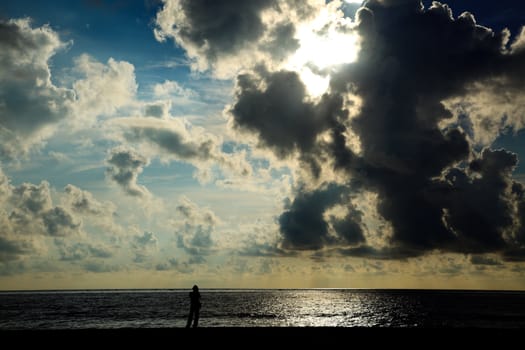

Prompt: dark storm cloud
[
  {"left": 105, "top": 148, "right": 149, "bottom": 197},
  {"left": 279, "top": 183, "right": 365, "bottom": 250},
  {"left": 422, "top": 0, "right": 525, "bottom": 35},
  {"left": 154, "top": 0, "right": 304, "bottom": 69},
  {"left": 335, "top": 0, "right": 525, "bottom": 257},
  {"left": 434, "top": 149, "right": 520, "bottom": 254},
  {"left": 510, "top": 181, "right": 525, "bottom": 243},
  {"left": 338, "top": 0, "right": 525, "bottom": 257},
  {"left": 230, "top": 68, "right": 346, "bottom": 158},
  {"left": 505, "top": 251, "right": 525, "bottom": 262},
  {"left": 502, "top": 195, "right": 525, "bottom": 264},
  {"left": 163, "top": 0, "right": 274, "bottom": 56},
  {"left": 228, "top": 0, "right": 525, "bottom": 259}
]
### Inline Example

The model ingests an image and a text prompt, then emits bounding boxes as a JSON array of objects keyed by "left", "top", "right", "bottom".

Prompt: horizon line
[{"left": 1, "top": 287, "right": 524, "bottom": 293}]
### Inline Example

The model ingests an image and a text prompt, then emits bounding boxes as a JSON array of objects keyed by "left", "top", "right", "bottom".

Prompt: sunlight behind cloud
[
  {"left": 286, "top": 5, "right": 359, "bottom": 97},
  {"left": 292, "top": 27, "right": 358, "bottom": 70},
  {"left": 298, "top": 67, "right": 330, "bottom": 97}
]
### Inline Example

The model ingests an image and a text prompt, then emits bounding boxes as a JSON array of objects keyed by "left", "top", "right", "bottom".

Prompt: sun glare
[
  {"left": 286, "top": 10, "right": 359, "bottom": 97},
  {"left": 298, "top": 67, "right": 330, "bottom": 97},
  {"left": 294, "top": 28, "right": 359, "bottom": 70}
]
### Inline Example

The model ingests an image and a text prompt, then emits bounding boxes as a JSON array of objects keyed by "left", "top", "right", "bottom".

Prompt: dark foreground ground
[{"left": 1, "top": 328, "right": 521, "bottom": 347}]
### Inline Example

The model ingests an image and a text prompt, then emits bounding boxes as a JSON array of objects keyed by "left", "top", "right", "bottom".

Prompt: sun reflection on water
[
  {"left": 265, "top": 290, "right": 418, "bottom": 327},
  {"left": 202, "top": 289, "right": 422, "bottom": 327}
]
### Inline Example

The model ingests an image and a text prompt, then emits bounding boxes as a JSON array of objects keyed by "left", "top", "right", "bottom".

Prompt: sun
[
  {"left": 293, "top": 26, "right": 359, "bottom": 70},
  {"left": 286, "top": 7, "right": 360, "bottom": 97}
]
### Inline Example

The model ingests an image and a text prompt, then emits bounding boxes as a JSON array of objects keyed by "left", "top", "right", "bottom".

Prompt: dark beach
[{"left": 1, "top": 327, "right": 521, "bottom": 347}]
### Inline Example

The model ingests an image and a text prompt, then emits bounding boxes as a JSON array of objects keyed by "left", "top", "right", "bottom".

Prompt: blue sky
[{"left": 1, "top": 0, "right": 525, "bottom": 290}]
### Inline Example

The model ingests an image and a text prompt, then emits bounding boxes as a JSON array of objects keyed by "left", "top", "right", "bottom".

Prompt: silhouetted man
[{"left": 186, "top": 285, "right": 201, "bottom": 328}]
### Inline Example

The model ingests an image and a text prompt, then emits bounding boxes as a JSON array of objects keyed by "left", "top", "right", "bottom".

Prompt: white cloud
[
  {"left": 63, "top": 184, "right": 115, "bottom": 216},
  {"left": 153, "top": 0, "right": 361, "bottom": 90},
  {"left": 113, "top": 116, "right": 217, "bottom": 160},
  {"left": 48, "top": 151, "right": 71, "bottom": 163},
  {"left": 0, "top": 18, "right": 75, "bottom": 159},
  {"left": 0, "top": 167, "right": 12, "bottom": 204},
  {"left": 172, "top": 196, "right": 218, "bottom": 258},
  {"left": 0, "top": 235, "right": 34, "bottom": 264},
  {"left": 55, "top": 238, "right": 114, "bottom": 261},
  {"left": 62, "top": 184, "right": 123, "bottom": 235},
  {"left": 131, "top": 231, "right": 158, "bottom": 263},
  {"left": 0, "top": 167, "right": 80, "bottom": 262},
  {"left": 0, "top": 18, "right": 139, "bottom": 161},
  {"left": 72, "top": 54, "right": 138, "bottom": 126},
  {"left": 153, "top": 80, "right": 196, "bottom": 98},
  {"left": 105, "top": 147, "right": 151, "bottom": 197},
  {"left": 443, "top": 79, "right": 525, "bottom": 146},
  {"left": 144, "top": 100, "right": 172, "bottom": 119},
  {"left": 7, "top": 181, "right": 81, "bottom": 237},
  {"left": 110, "top": 114, "right": 253, "bottom": 184},
  {"left": 510, "top": 26, "right": 525, "bottom": 53},
  {"left": 0, "top": 167, "right": 127, "bottom": 269}
]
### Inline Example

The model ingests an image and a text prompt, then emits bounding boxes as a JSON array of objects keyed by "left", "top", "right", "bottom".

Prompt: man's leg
[
  {"left": 186, "top": 307, "right": 194, "bottom": 328},
  {"left": 193, "top": 309, "right": 199, "bottom": 328}
]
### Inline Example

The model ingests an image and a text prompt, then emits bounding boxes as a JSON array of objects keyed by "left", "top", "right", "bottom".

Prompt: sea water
[{"left": 1, "top": 289, "right": 525, "bottom": 329}]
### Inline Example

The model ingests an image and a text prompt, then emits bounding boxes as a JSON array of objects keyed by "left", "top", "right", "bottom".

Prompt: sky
[{"left": 1, "top": 0, "right": 525, "bottom": 290}]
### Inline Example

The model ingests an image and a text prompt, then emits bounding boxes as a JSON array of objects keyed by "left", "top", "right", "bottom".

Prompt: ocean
[{"left": 1, "top": 289, "right": 525, "bottom": 329}]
